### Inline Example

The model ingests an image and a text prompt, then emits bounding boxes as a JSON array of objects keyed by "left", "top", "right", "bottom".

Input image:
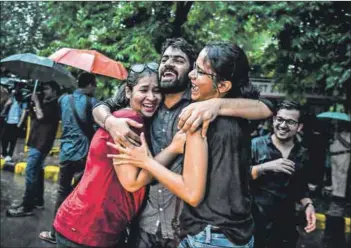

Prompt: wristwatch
[{"left": 304, "top": 202, "right": 314, "bottom": 211}]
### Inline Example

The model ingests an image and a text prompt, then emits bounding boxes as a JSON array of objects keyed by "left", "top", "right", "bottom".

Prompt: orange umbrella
[{"left": 49, "top": 48, "right": 128, "bottom": 80}]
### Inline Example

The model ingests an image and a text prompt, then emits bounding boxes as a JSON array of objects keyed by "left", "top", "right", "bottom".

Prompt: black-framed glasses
[
  {"left": 130, "top": 62, "right": 158, "bottom": 73},
  {"left": 193, "top": 62, "right": 216, "bottom": 79},
  {"left": 275, "top": 116, "right": 299, "bottom": 127}
]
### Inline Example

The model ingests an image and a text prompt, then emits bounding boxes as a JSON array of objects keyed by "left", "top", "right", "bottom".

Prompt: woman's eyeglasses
[
  {"left": 130, "top": 62, "right": 158, "bottom": 73},
  {"left": 193, "top": 63, "right": 216, "bottom": 79}
]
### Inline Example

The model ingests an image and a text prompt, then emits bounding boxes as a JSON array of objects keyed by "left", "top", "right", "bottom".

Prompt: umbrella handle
[{"left": 33, "top": 80, "right": 38, "bottom": 94}]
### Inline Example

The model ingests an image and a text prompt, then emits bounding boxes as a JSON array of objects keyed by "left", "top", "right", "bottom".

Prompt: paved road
[
  {"left": 1, "top": 170, "right": 56, "bottom": 248},
  {"left": 0, "top": 170, "right": 350, "bottom": 248}
]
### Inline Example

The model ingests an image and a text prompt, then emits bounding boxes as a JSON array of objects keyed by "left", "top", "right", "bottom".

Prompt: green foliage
[
  {"left": 1, "top": 1, "right": 349, "bottom": 107},
  {"left": 0, "top": 1, "right": 53, "bottom": 58}
]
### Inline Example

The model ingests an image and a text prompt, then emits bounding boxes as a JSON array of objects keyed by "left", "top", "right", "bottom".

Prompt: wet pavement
[
  {"left": 1, "top": 170, "right": 350, "bottom": 248},
  {"left": 1, "top": 171, "right": 57, "bottom": 248}
]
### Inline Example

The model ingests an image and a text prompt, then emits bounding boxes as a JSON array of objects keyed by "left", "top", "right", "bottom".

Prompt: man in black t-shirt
[
  {"left": 250, "top": 100, "right": 316, "bottom": 248},
  {"left": 7, "top": 81, "right": 60, "bottom": 217}
]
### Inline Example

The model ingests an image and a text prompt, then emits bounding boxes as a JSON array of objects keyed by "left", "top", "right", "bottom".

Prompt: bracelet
[
  {"left": 103, "top": 114, "right": 112, "bottom": 130},
  {"left": 304, "top": 202, "right": 313, "bottom": 211}
]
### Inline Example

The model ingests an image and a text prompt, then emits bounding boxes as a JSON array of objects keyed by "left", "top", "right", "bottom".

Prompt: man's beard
[{"left": 160, "top": 77, "right": 189, "bottom": 94}]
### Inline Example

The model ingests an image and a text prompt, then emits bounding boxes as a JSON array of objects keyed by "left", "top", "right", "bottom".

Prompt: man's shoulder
[
  {"left": 252, "top": 135, "right": 270, "bottom": 149},
  {"left": 58, "top": 93, "right": 69, "bottom": 103}
]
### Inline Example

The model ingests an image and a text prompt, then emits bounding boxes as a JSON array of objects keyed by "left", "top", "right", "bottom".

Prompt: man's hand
[
  {"left": 177, "top": 99, "right": 220, "bottom": 138},
  {"left": 304, "top": 204, "right": 316, "bottom": 233},
  {"left": 105, "top": 116, "right": 143, "bottom": 146},
  {"left": 31, "top": 93, "right": 39, "bottom": 103},
  {"left": 256, "top": 158, "right": 295, "bottom": 176}
]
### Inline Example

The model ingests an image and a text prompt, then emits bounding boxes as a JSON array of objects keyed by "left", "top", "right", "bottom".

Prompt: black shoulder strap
[{"left": 69, "top": 95, "right": 94, "bottom": 141}]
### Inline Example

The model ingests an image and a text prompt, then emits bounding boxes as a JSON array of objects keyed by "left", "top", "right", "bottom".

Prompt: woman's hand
[
  {"left": 107, "top": 132, "right": 151, "bottom": 169},
  {"left": 169, "top": 130, "right": 186, "bottom": 154}
]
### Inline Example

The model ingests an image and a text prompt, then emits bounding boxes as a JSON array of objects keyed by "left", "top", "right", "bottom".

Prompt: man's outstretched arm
[{"left": 178, "top": 97, "right": 274, "bottom": 138}]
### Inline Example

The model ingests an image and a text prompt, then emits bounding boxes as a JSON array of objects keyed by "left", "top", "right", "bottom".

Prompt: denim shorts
[{"left": 178, "top": 225, "right": 254, "bottom": 248}]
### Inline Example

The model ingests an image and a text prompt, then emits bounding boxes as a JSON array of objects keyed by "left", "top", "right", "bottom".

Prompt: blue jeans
[
  {"left": 178, "top": 225, "right": 254, "bottom": 248},
  {"left": 23, "top": 147, "right": 47, "bottom": 210},
  {"left": 56, "top": 232, "right": 88, "bottom": 248}
]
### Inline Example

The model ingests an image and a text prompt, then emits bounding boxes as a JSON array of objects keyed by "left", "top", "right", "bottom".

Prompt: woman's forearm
[
  {"left": 154, "top": 144, "right": 179, "bottom": 168},
  {"left": 144, "top": 131, "right": 208, "bottom": 207}
]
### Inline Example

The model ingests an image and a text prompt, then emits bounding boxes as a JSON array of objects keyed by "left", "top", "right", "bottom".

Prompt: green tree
[
  {"left": 2, "top": 1, "right": 349, "bottom": 109},
  {"left": 0, "top": 1, "right": 53, "bottom": 58}
]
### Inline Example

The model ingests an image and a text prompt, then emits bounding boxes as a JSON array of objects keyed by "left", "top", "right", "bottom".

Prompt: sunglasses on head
[{"left": 130, "top": 62, "right": 158, "bottom": 73}]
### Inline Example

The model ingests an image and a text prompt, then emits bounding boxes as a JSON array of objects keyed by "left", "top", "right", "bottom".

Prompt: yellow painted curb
[
  {"left": 13, "top": 162, "right": 60, "bottom": 182},
  {"left": 316, "top": 213, "right": 326, "bottom": 230},
  {"left": 15, "top": 162, "right": 27, "bottom": 175},
  {"left": 316, "top": 213, "right": 351, "bottom": 233},
  {"left": 44, "top": 165, "right": 60, "bottom": 181}
]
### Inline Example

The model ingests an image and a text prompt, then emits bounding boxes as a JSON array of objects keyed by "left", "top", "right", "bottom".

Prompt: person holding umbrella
[{"left": 6, "top": 81, "right": 61, "bottom": 217}]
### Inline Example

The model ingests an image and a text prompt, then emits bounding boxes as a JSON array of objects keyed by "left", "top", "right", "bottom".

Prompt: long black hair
[
  {"left": 114, "top": 63, "right": 158, "bottom": 108},
  {"left": 203, "top": 41, "right": 259, "bottom": 99}
]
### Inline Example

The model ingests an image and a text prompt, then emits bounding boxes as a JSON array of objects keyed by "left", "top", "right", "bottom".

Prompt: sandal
[{"left": 39, "top": 231, "right": 57, "bottom": 244}]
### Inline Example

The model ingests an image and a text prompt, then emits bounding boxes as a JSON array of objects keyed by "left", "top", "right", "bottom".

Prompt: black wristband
[{"left": 304, "top": 202, "right": 313, "bottom": 211}]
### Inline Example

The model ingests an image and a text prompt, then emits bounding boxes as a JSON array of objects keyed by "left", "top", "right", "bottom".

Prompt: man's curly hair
[{"left": 161, "top": 38, "right": 197, "bottom": 68}]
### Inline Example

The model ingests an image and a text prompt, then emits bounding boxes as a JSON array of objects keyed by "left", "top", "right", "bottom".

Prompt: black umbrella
[{"left": 0, "top": 53, "right": 77, "bottom": 90}]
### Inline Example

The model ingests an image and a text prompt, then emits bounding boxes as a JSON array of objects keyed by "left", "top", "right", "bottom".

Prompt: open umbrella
[
  {"left": 317, "top": 112, "right": 350, "bottom": 122},
  {"left": 49, "top": 48, "right": 128, "bottom": 80},
  {"left": 0, "top": 53, "right": 77, "bottom": 89},
  {"left": 0, "top": 77, "right": 20, "bottom": 88}
]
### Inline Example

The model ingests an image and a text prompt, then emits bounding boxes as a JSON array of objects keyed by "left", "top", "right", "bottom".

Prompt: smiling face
[
  {"left": 158, "top": 47, "right": 191, "bottom": 94},
  {"left": 273, "top": 108, "right": 303, "bottom": 141},
  {"left": 188, "top": 49, "right": 220, "bottom": 102},
  {"left": 126, "top": 73, "right": 162, "bottom": 118}
]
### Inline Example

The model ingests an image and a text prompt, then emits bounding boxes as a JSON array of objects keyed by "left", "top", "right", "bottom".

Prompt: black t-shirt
[
  {"left": 27, "top": 98, "right": 60, "bottom": 154},
  {"left": 250, "top": 135, "right": 310, "bottom": 235},
  {"left": 180, "top": 116, "right": 254, "bottom": 245}
]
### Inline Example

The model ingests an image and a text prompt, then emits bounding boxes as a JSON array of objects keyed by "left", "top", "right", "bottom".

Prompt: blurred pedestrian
[
  {"left": 39, "top": 72, "right": 97, "bottom": 244},
  {"left": 329, "top": 123, "right": 350, "bottom": 199},
  {"left": 250, "top": 100, "right": 316, "bottom": 248},
  {"left": 1, "top": 89, "right": 27, "bottom": 162},
  {"left": 6, "top": 81, "right": 61, "bottom": 217}
]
